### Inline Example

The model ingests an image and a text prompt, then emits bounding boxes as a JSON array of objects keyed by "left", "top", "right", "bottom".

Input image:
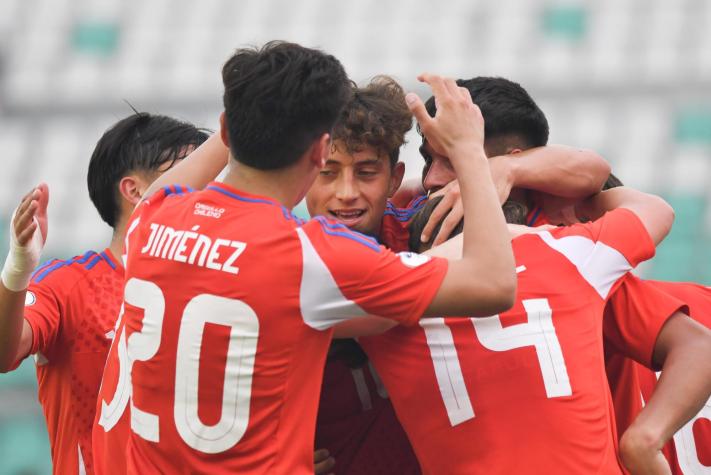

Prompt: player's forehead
[
  {"left": 328, "top": 142, "right": 387, "bottom": 167},
  {"left": 421, "top": 141, "right": 450, "bottom": 163}
]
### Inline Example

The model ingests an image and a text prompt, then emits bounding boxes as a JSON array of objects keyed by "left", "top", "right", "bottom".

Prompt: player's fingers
[
  {"left": 406, "top": 93, "right": 433, "bottom": 132},
  {"left": 421, "top": 194, "right": 456, "bottom": 243},
  {"left": 457, "top": 85, "right": 472, "bottom": 103},
  {"left": 433, "top": 200, "right": 464, "bottom": 246},
  {"left": 14, "top": 201, "right": 38, "bottom": 234},
  {"left": 444, "top": 78, "right": 460, "bottom": 98},
  {"left": 417, "top": 73, "right": 451, "bottom": 102},
  {"left": 14, "top": 189, "right": 37, "bottom": 220},
  {"left": 36, "top": 183, "right": 49, "bottom": 216},
  {"left": 16, "top": 220, "right": 37, "bottom": 246}
]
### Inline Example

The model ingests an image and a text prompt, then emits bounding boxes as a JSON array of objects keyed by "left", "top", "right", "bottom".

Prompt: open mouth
[{"left": 329, "top": 209, "right": 366, "bottom": 222}]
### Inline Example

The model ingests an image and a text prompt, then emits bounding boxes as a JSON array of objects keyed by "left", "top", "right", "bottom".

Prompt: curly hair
[{"left": 332, "top": 75, "right": 412, "bottom": 167}]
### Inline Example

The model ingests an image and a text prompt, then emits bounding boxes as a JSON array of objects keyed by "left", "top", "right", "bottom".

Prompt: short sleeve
[
  {"left": 603, "top": 274, "right": 688, "bottom": 369},
  {"left": 296, "top": 217, "right": 448, "bottom": 330},
  {"left": 538, "top": 208, "right": 656, "bottom": 299},
  {"left": 23, "top": 277, "right": 63, "bottom": 358}
]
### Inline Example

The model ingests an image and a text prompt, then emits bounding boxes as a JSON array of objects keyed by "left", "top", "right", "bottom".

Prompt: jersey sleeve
[
  {"left": 23, "top": 272, "right": 64, "bottom": 359},
  {"left": 540, "top": 208, "right": 656, "bottom": 299},
  {"left": 603, "top": 275, "right": 688, "bottom": 369},
  {"left": 296, "top": 217, "right": 448, "bottom": 330}
]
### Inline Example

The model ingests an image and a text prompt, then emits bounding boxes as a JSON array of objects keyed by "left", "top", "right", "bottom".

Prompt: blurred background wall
[{"left": 0, "top": 0, "right": 710, "bottom": 473}]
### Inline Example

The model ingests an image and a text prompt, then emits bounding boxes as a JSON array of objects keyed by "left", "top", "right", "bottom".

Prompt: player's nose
[{"left": 423, "top": 158, "right": 455, "bottom": 193}]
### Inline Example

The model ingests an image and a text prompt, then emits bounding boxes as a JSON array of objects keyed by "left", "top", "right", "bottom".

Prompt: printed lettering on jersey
[
  {"left": 194, "top": 202, "right": 225, "bottom": 219},
  {"left": 139, "top": 223, "right": 246, "bottom": 275}
]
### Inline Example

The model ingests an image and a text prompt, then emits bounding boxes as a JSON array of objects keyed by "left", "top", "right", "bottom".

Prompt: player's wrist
[
  {"left": 1, "top": 217, "right": 42, "bottom": 292},
  {"left": 2, "top": 246, "right": 35, "bottom": 292}
]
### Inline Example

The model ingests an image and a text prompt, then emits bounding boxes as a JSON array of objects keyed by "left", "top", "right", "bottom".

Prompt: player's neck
[
  {"left": 109, "top": 223, "right": 126, "bottom": 263},
  {"left": 222, "top": 159, "right": 313, "bottom": 210}
]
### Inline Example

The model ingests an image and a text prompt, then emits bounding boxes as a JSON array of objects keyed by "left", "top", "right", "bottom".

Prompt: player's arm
[
  {"left": 619, "top": 313, "right": 711, "bottom": 475},
  {"left": 574, "top": 187, "right": 674, "bottom": 246},
  {"left": 420, "top": 145, "right": 610, "bottom": 245},
  {"left": 493, "top": 145, "right": 610, "bottom": 199},
  {"left": 0, "top": 185, "right": 48, "bottom": 372},
  {"left": 141, "top": 124, "right": 230, "bottom": 201},
  {"left": 409, "top": 75, "right": 516, "bottom": 317}
]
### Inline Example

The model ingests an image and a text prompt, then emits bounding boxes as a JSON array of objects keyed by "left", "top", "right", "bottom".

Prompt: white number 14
[{"left": 421, "top": 298, "right": 572, "bottom": 426}]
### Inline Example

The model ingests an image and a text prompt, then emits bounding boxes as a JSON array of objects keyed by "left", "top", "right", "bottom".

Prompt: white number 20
[
  {"left": 421, "top": 298, "right": 572, "bottom": 426},
  {"left": 101, "top": 278, "right": 259, "bottom": 454}
]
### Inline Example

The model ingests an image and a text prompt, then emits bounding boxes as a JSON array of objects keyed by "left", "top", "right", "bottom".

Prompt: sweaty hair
[
  {"left": 422, "top": 77, "right": 549, "bottom": 154},
  {"left": 221, "top": 41, "right": 351, "bottom": 170},
  {"left": 408, "top": 196, "right": 527, "bottom": 252},
  {"left": 87, "top": 113, "right": 209, "bottom": 228},
  {"left": 331, "top": 76, "right": 412, "bottom": 167}
]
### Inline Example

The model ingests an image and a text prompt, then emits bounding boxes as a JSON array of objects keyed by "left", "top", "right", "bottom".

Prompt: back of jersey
[
  {"left": 122, "top": 183, "right": 329, "bottom": 474},
  {"left": 115, "top": 182, "right": 448, "bottom": 474}
]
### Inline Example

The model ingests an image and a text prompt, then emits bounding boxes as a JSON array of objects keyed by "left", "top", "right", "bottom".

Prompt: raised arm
[
  {"left": 491, "top": 145, "right": 610, "bottom": 200},
  {"left": 575, "top": 187, "right": 674, "bottom": 246},
  {"left": 142, "top": 119, "right": 230, "bottom": 201},
  {"left": 408, "top": 75, "right": 516, "bottom": 318},
  {"left": 0, "top": 185, "right": 48, "bottom": 371}
]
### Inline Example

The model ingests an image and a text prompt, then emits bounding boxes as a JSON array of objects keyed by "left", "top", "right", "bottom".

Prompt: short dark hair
[
  {"left": 422, "top": 77, "right": 549, "bottom": 153},
  {"left": 408, "top": 196, "right": 528, "bottom": 252},
  {"left": 332, "top": 76, "right": 412, "bottom": 167},
  {"left": 221, "top": 41, "right": 351, "bottom": 170},
  {"left": 87, "top": 113, "right": 209, "bottom": 228}
]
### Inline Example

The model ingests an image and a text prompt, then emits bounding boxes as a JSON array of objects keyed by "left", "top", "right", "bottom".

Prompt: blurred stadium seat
[{"left": 0, "top": 0, "right": 709, "bottom": 471}]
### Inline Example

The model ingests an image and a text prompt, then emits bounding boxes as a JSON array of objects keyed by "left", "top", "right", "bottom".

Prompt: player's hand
[
  {"left": 13, "top": 184, "right": 49, "bottom": 246},
  {"left": 420, "top": 180, "right": 463, "bottom": 246},
  {"left": 313, "top": 448, "right": 335, "bottom": 475},
  {"left": 619, "top": 427, "right": 672, "bottom": 475},
  {"left": 2, "top": 184, "right": 49, "bottom": 292},
  {"left": 406, "top": 74, "right": 484, "bottom": 160},
  {"left": 488, "top": 155, "right": 516, "bottom": 204}
]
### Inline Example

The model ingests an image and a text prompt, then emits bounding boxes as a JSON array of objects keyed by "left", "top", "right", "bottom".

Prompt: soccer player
[
  {"left": 310, "top": 76, "right": 421, "bottom": 474},
  {"left": 97, "top": 41, "right": 517, "bottom": 474},
  {"left": 0, "top": 113, "right": 209, "bottom": 474},
  {"left": 600, "top": 177, "right": 711, "bottom": 475},
  {"left": 407, "top": 77, "right": 711, "bottom": 473}
]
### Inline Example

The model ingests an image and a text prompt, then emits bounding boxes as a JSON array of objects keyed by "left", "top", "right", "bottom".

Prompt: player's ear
[
  {"left": 310, "top": 133, "right": 330, "bottom": 168},
  {"left": 118, "top": 175, "right": 143, "bottom": 206},
  {"left": 388, "top": 162, "right": 406, "bottom": 197},
  {"left": 219, "top": 112, "right": 229, "bottom": 148},
  {"left": 508, "top": 148, "right": 523, "bottom": 155}
]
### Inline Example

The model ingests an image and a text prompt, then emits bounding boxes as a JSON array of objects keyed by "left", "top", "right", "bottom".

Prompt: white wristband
[{"left": 1, "top": 211, "right": 44, "bottom": 292}]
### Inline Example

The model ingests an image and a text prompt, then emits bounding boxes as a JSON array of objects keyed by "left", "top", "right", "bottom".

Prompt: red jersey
[
  {"left": 606, "top": 281, "right": 711, "bottom": 474},
  {"left": 20, "top": 249, "right": 124, "bottom": 475},
  {"left": 98, "top": 183, "right": 447, "bottom": 474},
  {"left": 361, "top": 208, "right": 655, "bottom": 474},
  {"left": 380, "top": 196, "right": 427, "bottom": 253},
  {"left": 316, "top": 341, "right": 421, "bottom": 474}
]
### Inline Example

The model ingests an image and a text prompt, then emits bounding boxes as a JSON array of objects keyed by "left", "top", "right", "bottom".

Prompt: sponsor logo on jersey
[
  {"left": 25, "top": 291, "right": 36, "bottom": 306},
  {"left": 397, "top": 252, "right": 431, "bottom": 268},
  {"left": 194, "top": 203, "right": 225, "bottom": 219}
]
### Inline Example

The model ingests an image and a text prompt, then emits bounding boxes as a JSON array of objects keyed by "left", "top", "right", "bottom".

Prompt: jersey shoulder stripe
[
  {"left": 384, "top": 196, "right": 428, "bottom": 222},
  {"left": 31, "top": 250, "right": 117, "bottom": 284},
  {"left": 310, "top": 216, "right": 381, "bottom": 252}
]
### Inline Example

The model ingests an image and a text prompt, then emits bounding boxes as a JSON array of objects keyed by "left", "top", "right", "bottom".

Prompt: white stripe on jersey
[
  {"left": 295, "top": 227, "right": 367, "bottom": 330},
  {"left": 538, "top": 231, "right": 633, "bottom": 299}
]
